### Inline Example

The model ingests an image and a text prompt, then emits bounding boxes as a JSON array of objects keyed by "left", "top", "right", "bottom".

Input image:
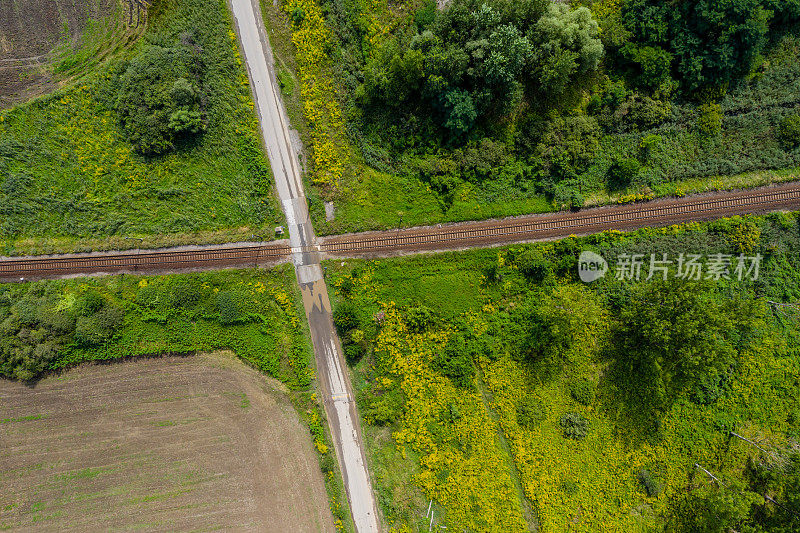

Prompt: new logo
[{"left": 578, "top": 251, "right": 608, "bottom": 283}]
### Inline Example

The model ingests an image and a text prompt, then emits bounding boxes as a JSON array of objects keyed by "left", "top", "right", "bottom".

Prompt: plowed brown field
[
  {"left": 0, "top": 0, "right": 118, "bottom": 107},
  {"left": 0, "top": 351, "right": 335, "bottom": 532}
]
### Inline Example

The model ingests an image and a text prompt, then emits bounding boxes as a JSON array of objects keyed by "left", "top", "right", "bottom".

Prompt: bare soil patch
[
  {"left": 0, "top": 0, "right": 125, "bottom": 107},
  {"left": 0, "top": 351, "right": 335, "bottom": 532}
]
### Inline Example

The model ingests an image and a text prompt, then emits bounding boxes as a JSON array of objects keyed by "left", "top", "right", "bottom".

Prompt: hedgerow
[{"left": 0, "top": 268, "right": 309, "bottom": 388}]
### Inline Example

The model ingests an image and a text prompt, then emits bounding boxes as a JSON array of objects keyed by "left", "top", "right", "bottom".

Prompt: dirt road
[{"left": 227, "top": 1, "right": 380, "bottom": 531}]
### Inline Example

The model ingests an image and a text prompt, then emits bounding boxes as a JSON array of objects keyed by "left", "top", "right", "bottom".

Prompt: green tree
[
  {"left": 114, "top": 44, "right": 205, "bottom": 155},
  {"left": 441, "top": 88, "right": 478, "bottom": 135},
  {"left": 559, "top": 412, "right": 589, "bottom": 440},
  {"left": 533, "top": 4, "right": 604, "bottom": 95},
  {"left": 611, "top": 279, "right": 762, "bottom": 411},
  {"left": 607, "top": 157, "right": 641, "bottom": 191},
  {"left": 666, "top": 481, "right": 763, "bottom": 533},
  {"left": 621, "top": 0, "right": 779, "bottom": 92},
  {"left": 620, "top": 43, "right": 673, "bottom": 91},
  {"left": 524, "top": 284, "right": 606, "bottom": 366}
]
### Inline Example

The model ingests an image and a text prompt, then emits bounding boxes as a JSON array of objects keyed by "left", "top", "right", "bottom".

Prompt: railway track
[
  {"left": 0, "top": 244, "right": 292, "bottom": 281},
  {"left": 2, "top": 182, "right": 800, "bottom": 281},
  {"left": 320, "top": 182, "right": 800, "bottom": 256}
]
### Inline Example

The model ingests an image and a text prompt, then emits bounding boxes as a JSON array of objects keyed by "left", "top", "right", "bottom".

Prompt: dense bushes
[
  {"left": 516, "top": 396, "right": 546, "bottom": 429},
  {"left": 114, "top": 41, "right": 206, "bottom": 155},
  {"left": 559, "top": 412, "right": 589, "bottom": 440},
  {"left": 568, "top": 379, "right": 595, "bottom": 406},
  {"left": 304, "top": 0, "right": 800, "bottom": 230},
  {"left": 358, "top": 0, "right": 602, "bottom": 137},
  {"left": 610, "top": 278, "right": 764, "bottom": 413},
  {"left": 0, "top": 286, "right": 124, "bottom": 380},
  {"left": 778, "top": 113, "right": 800, "bottom": 149},
  {"left": 618, "top": 0, "right": 800, "bottom": 93},
  {"left": 431, "top": 333, "right": 476, "bottom": 388},
  {"left": 0, "top": 270, "right": 310, "bottom": 388}
]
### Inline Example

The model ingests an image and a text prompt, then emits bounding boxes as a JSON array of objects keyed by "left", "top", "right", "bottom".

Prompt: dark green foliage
[
  {"left": 333, "top": 299, "right": 360, "bottom": 334},
  {"left": 610, "top": 279, "right": 764, "bottom": 412},
  {"left": 690, "top": 366, "right": 733, "bottom": 405},
  {"left": 516, "top": 250, "right": 553, "bottom": 283},
  {"left": 559, "top": 412, "right": 589, "bottom": 440},
  {"left": 516, "top": 396, "right": 547, "bottom": 429},
  {"left": 532, "top": 115, "right": 601, "bottom": 179},
  {"left": 569, "top": 379, "right": 595, "bottom": 406},
  {"left": 76, "top": 291, "right": 105, "bottom": 316},
  {"left": 777, "top": 113, "right": 800, "bottom": 149},
  {"left": 344, "top": 342, "right": 364, "bottom": 365},
  {"left": 431, "top": 333, "right": 476, "bottom": 388},
  {"left": 363, "top": 387, "right": 406, "bottom": 426},
  {"left": 638, "top": 469, "right": 661, "bottom": 497},
  {"left": 414, "top": 0, "right": 437, "bottom": 30},
  {"left": 320, "top": 453, "right": 336, "bottom": 475},
  {"left": 0, "top": 269, "right": 311, "bottom": 389},
  {"left": 74, "top": 305, "right": 124, "bottom": 346},
  {"left": 619, "top": 43, "right": 674, "bottom": 91},
  {"left": 168, "top": 277, "right": 205, "bottom": 308},
  {"left": 216, "top": 291, "right": 242, "bottom": 324},
  {"left": 114, "top": 42, "right": 206, "bottom": 155},
  {"left": 313, "top": 0, "right": 800, "bottom": 231},
  {"left": 405, "top": 305, "right": 436, "bottom": 334},
  {"left": 441, "top": 89, "right": 477, "bottom": 136},
  {"left": 606, "top": 158, "right": 641, "bottom": 191},
  {"left": 0, "top": 288, "right": 122, "bottom": 378},
  {"left": 745, "top": 453, "right": 800, "bottom": 531},
  {"left": 665, "top": 480, "right": 763, "bottom": 533},
  {"left": 620, "top": 0, "right": 784, "bottom": 93},
  {"left": 359, "top": 0, "right": 602, "bottom": 137},
  {"left": 560, "top": 479, "right": 579, "bottom": 496}
]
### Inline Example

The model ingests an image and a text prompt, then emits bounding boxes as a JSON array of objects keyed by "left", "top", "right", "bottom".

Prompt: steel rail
[
  {"left": 3, "top": 183, "right": 800, "bottom": 280},
  {"left": 320, "top": 185, "right": 800, "bottom": 254}
]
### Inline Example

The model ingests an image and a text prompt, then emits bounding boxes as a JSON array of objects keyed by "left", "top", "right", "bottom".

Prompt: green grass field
[
  {"left": 0, "top": 0, "right": 283, "bottom": 256},
  {"left": 326, "top": 212, "right": 800, "bottom": 531}
]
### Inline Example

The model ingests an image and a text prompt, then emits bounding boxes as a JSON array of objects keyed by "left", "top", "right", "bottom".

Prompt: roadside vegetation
[
  {"left": 0, "top": 0, "right": 283, "bottom": 256},
  {"left": 265, "top": 0, "right": 800, "bottom": 233},
  {"left": 328, "top": 212, "right": 800, "bottom": 531},
  {"left": 0, "top": 267, "right": 353, "bottom": 532}
]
